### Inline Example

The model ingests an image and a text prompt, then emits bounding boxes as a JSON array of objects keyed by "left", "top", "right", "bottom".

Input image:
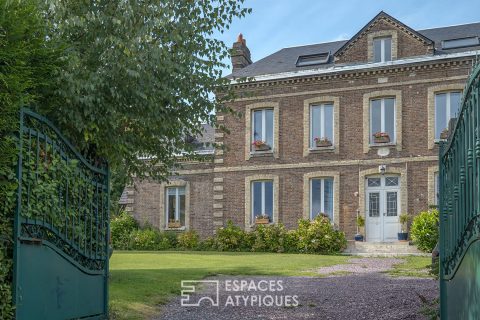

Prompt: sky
[{"left": 216, "top": 0, "right": 480, "bottom": 75}]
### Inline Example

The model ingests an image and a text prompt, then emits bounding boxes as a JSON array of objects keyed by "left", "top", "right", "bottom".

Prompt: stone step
[{"left": 344, "top": 241, "right": 428, "bottom": 256}]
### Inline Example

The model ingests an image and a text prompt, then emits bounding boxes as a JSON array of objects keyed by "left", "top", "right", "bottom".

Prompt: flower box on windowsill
[
  {"left": 168, "top": 221, "right": 182, "bottom": 229},
  {"left": 255, "top": 216, "right": 270, "bottom": 225},
  {"left": 252, "top": 140, "right": 271, "bottom": 152},
  {"left": 315, "top": 138, "right": 333, "bottom": 148},
  {"left": 440, "top": 129, "right": 449, "bottom": 140},
  {"left": 373, "top": 133, "right": 390, "bottom": 144},
  {"left": 254, "top": 145, "right": 271, "bottom": 152}
]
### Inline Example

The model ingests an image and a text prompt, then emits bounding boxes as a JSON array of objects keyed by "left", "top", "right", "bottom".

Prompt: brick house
[{"left": 125, "top": 12, "right": 480, "bottom": 242}]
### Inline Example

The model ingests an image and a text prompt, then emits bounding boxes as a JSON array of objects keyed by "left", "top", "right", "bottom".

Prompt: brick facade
[{"left": 129, "top": 12, "right": 476, "bottom": 241}]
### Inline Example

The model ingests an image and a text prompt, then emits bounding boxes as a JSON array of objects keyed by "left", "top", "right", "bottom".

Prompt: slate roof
[{"left": 228, "top": 21, "right": 480, "bottom": 79}]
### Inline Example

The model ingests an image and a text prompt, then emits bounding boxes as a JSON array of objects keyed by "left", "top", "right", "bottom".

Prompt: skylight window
[
  {"left": 442, "top": 37, "right": 479, "bottom": 49},
  {"left": 296, "top": 52, "right": 330, "bottom": 67}
]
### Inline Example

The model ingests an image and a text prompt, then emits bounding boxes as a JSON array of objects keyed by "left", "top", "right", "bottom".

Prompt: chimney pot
[{"left": 231, "top": 33, "right": 252, "bottom": 71}]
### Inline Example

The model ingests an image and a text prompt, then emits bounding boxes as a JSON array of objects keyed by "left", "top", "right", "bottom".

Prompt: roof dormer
[{"left": 334, "top": 11, "right": 434, "bottom": 65}]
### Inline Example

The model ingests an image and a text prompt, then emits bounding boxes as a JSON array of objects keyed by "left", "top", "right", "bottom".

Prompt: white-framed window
[
  {"left": 166, "top": 187, "right": 186, "bottom": 226},
  {"left": 310, "top": 178, "right": 334, "bottom": 221},
  {"left": 435, "top": 91, "right": 461, "bottom": 139},
  {"left": 373, "top": 37, "right": 392, "bottom": 62},
  {"left": 434, "top": 172, "right": 439, "bottom": 206},
  {"left": 370, "top": 97, "right": 396, "bottom": 144},
  {"left": 251, "top": 180, "right": 274, "bottom": 222},
  {"left": 252, "top": 109, "right": 274, "bottom": 151},
  {"left": 310, "top": 103, "right": 334, "bottom": 148}
]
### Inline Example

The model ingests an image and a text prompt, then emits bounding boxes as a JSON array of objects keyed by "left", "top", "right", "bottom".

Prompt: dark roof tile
[{"left": 228, "top": 22, "right": 480, "bottom": 79}]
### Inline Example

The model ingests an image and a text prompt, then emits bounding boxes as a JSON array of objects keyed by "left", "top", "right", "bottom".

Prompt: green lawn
[
  {"left": 109, "top": 251, "right": 348, "bottom": 319},
  {"left": 386, "top": 255, "right": 433, "bottom": 278}
]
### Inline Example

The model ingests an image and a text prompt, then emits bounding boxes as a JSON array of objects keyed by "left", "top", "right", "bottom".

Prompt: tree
[
  {"left": 0, "top": 1, "right": 63, "bottom": 318},
  {"left": 41, "top": 0, "right": 251, "bottom": 185}
]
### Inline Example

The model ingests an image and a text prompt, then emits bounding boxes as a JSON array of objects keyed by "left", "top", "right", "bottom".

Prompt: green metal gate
[
  {"left": 13, "top": 108, "right": 110, "bottom": 319},
  {"left": 439, "top": 62, "right": 480, "bottom": 319}
]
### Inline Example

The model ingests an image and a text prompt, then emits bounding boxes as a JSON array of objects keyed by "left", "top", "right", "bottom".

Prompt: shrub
[
  {"left": 214, "top": 221, "right": 251, "bottom": 251},
  {"left": 411, "top": 209, "right": 439, "bottom": 252},
  {"left": 251, "top": 224, "right": 291, "bottom": 253},
  {"left": 197, "top": 237, "right": 216, "bottom": 251},
  {"left": 130, "top": 229, "right": 163, "bottom": 250},
  {"left": 110, "top": 212, "right": 139, "bottom": 250},
  {"left": 178, "top": 230, "right": 200, "bottom": 250},
  {"left": 163, "top": 231, "right": 179, "bottom": 248},
  {"left": 295, "top": 216, "right": 347, "bottom": 254}
]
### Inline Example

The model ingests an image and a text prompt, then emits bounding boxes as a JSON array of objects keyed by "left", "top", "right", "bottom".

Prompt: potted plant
[
  {"left": 398, "top": 213, "right": 409, "bottom": 241},
  {"left": 372, "top": 132, "right": 390, "bottom": 144},
  {"left": 168, "top": 219, "right": 182, "bottom": 228},
  {"left": 255, "top": 214, "right": 270, "bottom": 224},
  {"left": 252, "top": 140, "right": 271, "bottom": 151},
  {"left": 440, "top": 128, "right": 449, "bottom": 140},
  {"left": 355, "top": 215, "right": 365, "bottom": 241},
  {"left": 314, "top": 137, "right": 333, "bottom": 148}
]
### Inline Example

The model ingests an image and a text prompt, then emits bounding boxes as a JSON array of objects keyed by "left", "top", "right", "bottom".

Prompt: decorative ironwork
[
  {"left": 439, "top": 61, "right": 480, "bottom": 280},
  {"left": 13, "top": 108, "right": 110, "bottom": 319},
  {"left": 21, "top": 222, "right": 106, "bottom": 271}
]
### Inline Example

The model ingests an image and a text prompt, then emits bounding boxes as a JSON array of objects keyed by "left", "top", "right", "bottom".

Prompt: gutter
[{"left": 230, "top": 50, "right": 480, "bottom": 84}]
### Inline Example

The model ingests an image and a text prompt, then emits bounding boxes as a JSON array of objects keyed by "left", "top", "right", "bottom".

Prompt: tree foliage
[
  {"left": 0, "top": 0, "right": 63, "bottom": 318},
  {"left": 1, "top": 1, "right": 250, "bottom": 317},
  {"left": 40, "top": 0, "right": 250, "bottom": 182}
]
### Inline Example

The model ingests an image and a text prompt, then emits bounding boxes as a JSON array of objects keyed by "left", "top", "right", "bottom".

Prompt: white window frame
[
  {"left": 251, "top": 180, "right": 274, "bottom": 221},
  {"left": 373, "top": 37, "right": 392, "bottom": 63},
  {"left": 310, "top": 103, "right": 334, "bottom": 148},
  {"left": 165, "top": 187, "right": 185, "bottom": 225},
  {"left": 370, "top": 97, "right": 396, "bottom": 144},
  {"left": 309, "top": 178, "right": 334, "bottom": 221},
  {"left": 251, "top": 109, "right": 273, "bottom": 151},
  {"left": 434, "top": 91, "right": 461, "bottom": 140}
]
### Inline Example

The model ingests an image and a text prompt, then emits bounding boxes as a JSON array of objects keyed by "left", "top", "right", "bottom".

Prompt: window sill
[
  {"left": 308, "top": 147, "right": 335, "bottom": 153},
  {"left": 251, "top": 222, "right": 275, "bottom": 227},
  {"left": 165, "top": 226, "right": 186, "bottom": 231},
  {"left": 250, "top": 151, "right": 274, "bottom": 158},
  {"left": 369, "top": 142, "right": 396, "bottom": 148}
]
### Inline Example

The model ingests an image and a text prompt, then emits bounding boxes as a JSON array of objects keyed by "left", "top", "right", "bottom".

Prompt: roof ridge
[
  {"left": 419, "top": 21, "right": 480, "bottom": 32},
  {"left": 281, "top": 39, "right": 348, "bottom": 50}
]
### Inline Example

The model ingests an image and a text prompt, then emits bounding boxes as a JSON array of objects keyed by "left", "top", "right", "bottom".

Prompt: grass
[
  {"left": 109, "top": 251, "right": 348, "bottom": 319},
  {"left": 386, "top": 255, "right": 433, "bottom": 278}
]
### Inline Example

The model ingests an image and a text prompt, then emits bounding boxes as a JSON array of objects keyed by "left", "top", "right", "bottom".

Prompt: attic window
[
  {"left": 442, "top": 37, "right": 479, "bottom": 49},
  {"left": 296, "top": 52, "right": 330, "bottom": 67}
]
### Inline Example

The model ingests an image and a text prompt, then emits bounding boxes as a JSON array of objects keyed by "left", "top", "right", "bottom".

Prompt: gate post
[{"left": 12, "top": 108, "right": 24, "bottom": 309}]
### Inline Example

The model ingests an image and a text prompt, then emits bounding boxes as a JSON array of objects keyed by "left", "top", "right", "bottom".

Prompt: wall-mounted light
[{"left": 379, "top": 165, "right": 386, "bottom": 175}]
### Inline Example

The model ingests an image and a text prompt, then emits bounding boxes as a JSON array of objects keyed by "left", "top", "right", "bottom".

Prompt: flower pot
[
  {"left": 254, "top": 144, "right": 271, "bottom": 151},
  {"left": 315, "top": 140, "right": 332, "bottom": 148},
  {"left": 397, "top": 232, "right": 408, "bottom": 241},
  {"left": 354, "top": 234, "right": 364, "bottom": 242},
  {"left": 168, "top": 222, "right": 182, "bottom": 228},
  {"left": 255, "top": 218, "right": 270, "bottom": 224},
  {"left": 373, "top": 136, "right": 390, "bottom": 144}
]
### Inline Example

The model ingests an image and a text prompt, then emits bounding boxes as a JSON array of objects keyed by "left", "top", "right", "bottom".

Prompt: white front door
[{"left": 365, "top": 176, "right": 401, "bottom": 242}]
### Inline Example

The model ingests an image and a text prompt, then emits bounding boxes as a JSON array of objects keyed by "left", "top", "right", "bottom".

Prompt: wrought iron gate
[
  {"left": 13, "top": 108, "right": 110, "bottom": 319},
  {"left": 439, "top": 62, "right": 480, "bottom": 319}
]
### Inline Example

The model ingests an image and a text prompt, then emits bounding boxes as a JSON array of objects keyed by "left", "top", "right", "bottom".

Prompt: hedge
[{"left": 110, "top": 215, "right": 347, "bottom": 254}]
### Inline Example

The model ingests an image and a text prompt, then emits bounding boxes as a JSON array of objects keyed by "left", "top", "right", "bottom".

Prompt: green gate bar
[
  {"left": 13, "top": 108, "right": 110, "bottom": 320},
  {"left": 439, "top": 61, "right": 480, "bottom": 319}
]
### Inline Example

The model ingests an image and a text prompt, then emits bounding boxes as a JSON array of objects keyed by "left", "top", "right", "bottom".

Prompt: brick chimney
[{"left": 231, "top": 33, "right": 252, "bottom": 71}]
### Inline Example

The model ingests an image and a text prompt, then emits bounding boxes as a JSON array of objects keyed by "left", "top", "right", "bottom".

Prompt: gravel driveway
[{"left": 154, "top": 259, "right": 438, "bottom": 320}]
